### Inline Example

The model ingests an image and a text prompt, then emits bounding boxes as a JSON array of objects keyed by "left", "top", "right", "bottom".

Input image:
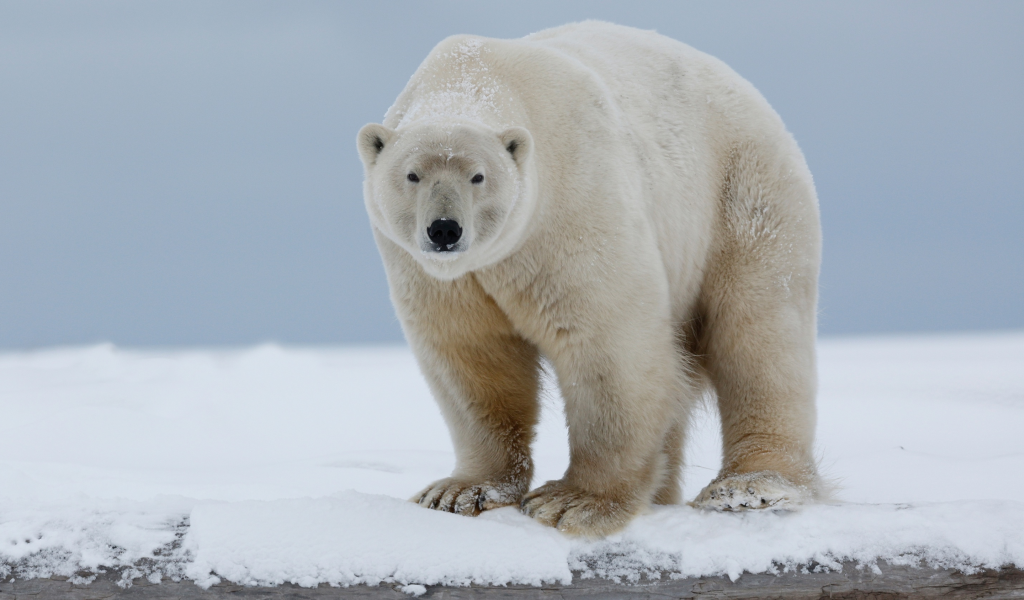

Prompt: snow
[
  {"left": 394, "top": 38, "right": 509, "bottom": 129},
  {"left": 1, "top": 332, "right": 1022, "bottom": 588},
  {"left": 183, "top": 493, "right": 571, "bottom": 588}
]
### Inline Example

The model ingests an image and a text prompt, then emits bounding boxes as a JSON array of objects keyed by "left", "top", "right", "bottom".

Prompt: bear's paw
[
  {"left": 690, "top": 471, "right": 811, "bottom": 511},
  {"left": 411, "top": 478, "right": 523, "bottom": 517},
  {"left": 520, "top": 480, "right": 639, "bottom": 537}
]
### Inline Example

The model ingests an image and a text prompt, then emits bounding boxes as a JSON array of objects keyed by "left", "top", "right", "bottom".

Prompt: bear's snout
[{"left": 427, "top": 219, "right": 462, "bottom": 251}]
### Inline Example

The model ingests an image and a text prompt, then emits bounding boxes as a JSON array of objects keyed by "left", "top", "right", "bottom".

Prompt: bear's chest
[{"left": 471, "top": 252, "right": 597, "bottom": 352}]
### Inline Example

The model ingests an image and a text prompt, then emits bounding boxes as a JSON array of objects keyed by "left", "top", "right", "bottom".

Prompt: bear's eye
[
  {"left": 471, "top": 173, "right": 484, "bottom": 184},
  {"left": 407, "top": 173, "right": 419, "bottom": 183}
]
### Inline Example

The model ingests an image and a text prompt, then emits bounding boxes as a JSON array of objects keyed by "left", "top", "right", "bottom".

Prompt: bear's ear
[
  {"left": 357, "top": 123, "right": 395, "bottom": 167},
  {"left": 499, "top": 127, "right": 532, "bottom": 165}
]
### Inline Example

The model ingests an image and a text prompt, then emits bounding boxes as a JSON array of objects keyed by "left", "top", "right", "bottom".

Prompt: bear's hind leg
[
  {"left": 691, "top": 146, "right": 822, "bottom": 511},
  {"left": 692, "top": 296, "right": 820, "bottom": 510}
]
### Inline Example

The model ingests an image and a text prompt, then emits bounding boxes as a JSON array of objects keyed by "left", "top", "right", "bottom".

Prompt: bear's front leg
[
  {"left": 520, "top": 333, "right": 685, "bottom": 536},
  {"left": 396, "top": 270, "right": 542, "bottom": 517}
]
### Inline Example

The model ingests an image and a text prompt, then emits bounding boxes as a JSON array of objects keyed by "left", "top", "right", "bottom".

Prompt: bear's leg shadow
[
  {"left": 652, "top": 419, "right": 685, "bottom": 505},
  {"left": 399, "top": 274, "right": 542, "bottom": 516}
]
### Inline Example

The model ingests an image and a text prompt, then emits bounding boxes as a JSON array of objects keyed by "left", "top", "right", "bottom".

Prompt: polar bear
[{"left": 357, "top": 21, "right": 823, "bottom": 536}]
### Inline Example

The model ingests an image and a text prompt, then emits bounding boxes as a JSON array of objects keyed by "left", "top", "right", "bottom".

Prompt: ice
[
  {"left": 0, "top": 496, "right": 192, "bottom": 583},
  {"left": 400, "top": 583, "right": 427, "bottom": 596},
  {"left": 1, "top": 332, "right": 1022, "bottom": 587}
]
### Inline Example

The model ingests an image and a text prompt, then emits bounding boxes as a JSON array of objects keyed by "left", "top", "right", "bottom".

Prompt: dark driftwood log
[{"left": 2, "top": 562, "right": 1023, "bottom": 599}]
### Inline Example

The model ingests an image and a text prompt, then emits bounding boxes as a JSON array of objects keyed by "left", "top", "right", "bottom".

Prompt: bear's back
[{"left": 520, "top": 22, "right": 780, "bottom": 142}]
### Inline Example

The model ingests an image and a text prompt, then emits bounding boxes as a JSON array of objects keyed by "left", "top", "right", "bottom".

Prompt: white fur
[{"left": 358, "top": 21, "right": 823, "bottom": 536}]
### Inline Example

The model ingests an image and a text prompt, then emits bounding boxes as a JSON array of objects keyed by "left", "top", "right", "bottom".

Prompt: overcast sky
[{"left": 0, "top": 1, "right": 1021, "bottom": 348}]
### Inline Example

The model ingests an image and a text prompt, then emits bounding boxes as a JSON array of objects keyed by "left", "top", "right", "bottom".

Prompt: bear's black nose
[{"left": 427, "top": 219, "right": 462, "bottom": 250}]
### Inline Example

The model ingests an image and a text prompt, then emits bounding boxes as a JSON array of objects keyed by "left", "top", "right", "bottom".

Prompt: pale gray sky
[{"left": 1, "top": 1, "right": 1021, "bottom": 348}]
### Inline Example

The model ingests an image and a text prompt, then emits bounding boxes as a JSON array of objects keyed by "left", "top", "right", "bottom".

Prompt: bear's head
[{"left": 357, "top": 121, "right": 534, "bottom": 280}]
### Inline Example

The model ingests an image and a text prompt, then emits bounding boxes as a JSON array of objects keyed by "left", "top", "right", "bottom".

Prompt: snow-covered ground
[{"left": 1, "top": 332, "right": 1022, "bottom": 588}]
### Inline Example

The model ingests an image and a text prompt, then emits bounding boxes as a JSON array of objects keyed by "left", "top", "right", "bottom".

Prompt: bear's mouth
[
  {"left": 424, "top": 241, "right": 463, "bottom": 253},
  {"left": 420, "top": 244, "right": 464, "bottom": 261}
]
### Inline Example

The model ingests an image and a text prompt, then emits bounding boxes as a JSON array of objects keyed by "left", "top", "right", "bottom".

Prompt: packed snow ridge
[{"left": 1, "top": 332, "right": 1023, "bottom": 588}]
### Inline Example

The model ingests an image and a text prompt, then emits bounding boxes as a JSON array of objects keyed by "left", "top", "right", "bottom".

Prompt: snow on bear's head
[{"left": 357, "top": 121, "right": 534, "bottom": 280}]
